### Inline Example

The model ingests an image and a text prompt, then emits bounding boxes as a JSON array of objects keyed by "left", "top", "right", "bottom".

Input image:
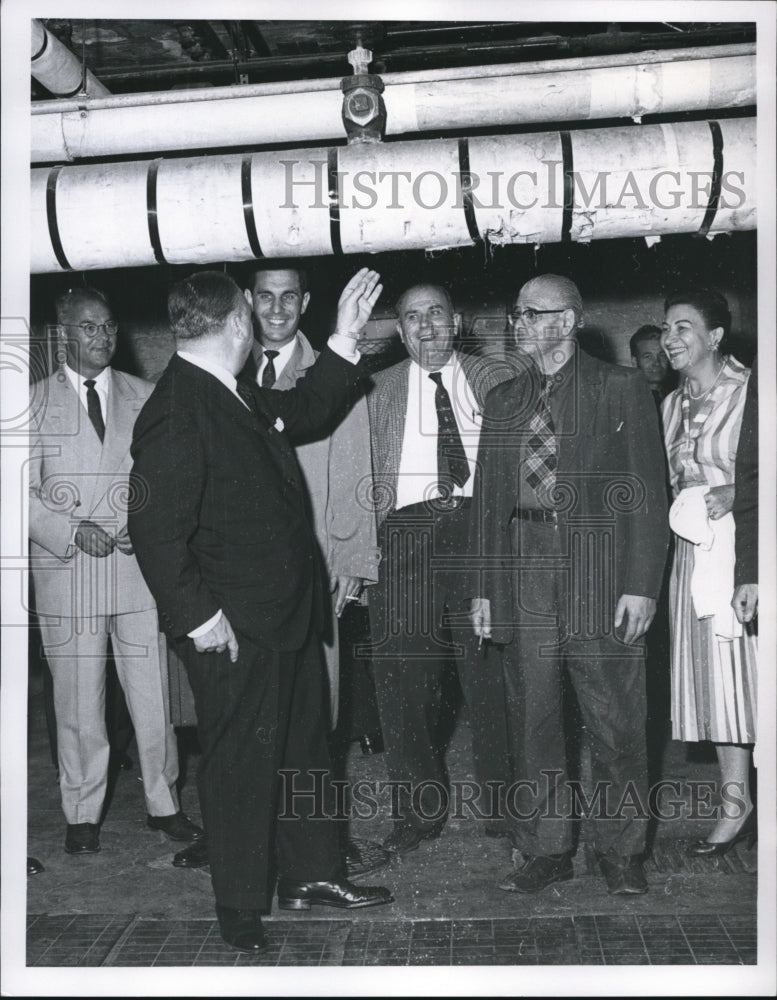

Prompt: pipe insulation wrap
[
  {"left": 30, "top": 117, "right": 756, "bottom": 274},
  {"left": 31, "top": 18, "right": 110, "bottom": 99},
  {"left": 30, "top": 51, "right": 755, "bottom": 163}
]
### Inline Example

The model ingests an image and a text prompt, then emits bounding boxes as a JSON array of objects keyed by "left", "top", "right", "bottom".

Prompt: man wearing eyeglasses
[
  {"left": 469, "top": 274, "right": 669, "bottom": 897},
  {"left": 29, "top": 287, "right": 201, "bottom": 856}
]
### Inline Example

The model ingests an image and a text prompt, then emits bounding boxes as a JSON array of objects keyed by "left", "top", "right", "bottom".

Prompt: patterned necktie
[
  {"left": 83, "top": 379, "right": 105, "bottom": 443},
  {"left": 261, "top": 350, "right": 279, "bottom": 389},
  {"left": 525, "top": 374, "right": 557, "bottom": 506},
  {"left": 428, "top": 370, "right": 470, "bottom": 488}
]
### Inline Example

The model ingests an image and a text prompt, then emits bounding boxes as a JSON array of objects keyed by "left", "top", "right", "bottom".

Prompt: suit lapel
[
  {"left": 47, "top": 372, "right": 103, "bottom": 512},
  {"left": 380, "top": 361, "right": 410, "bottom": 495},
  {"left": 559, "top": 349, "right": 604, "bottom": 472}
]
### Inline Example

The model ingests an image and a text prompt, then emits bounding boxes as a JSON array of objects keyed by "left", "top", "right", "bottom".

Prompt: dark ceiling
[{"left": 35, "top": 19, "right": 756, "bottom": 97}]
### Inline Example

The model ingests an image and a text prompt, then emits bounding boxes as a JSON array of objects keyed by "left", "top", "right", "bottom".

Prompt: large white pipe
[
  {"left": 31, "top": 117, "right": 755, "bottom": 274},
  {"left": 31, "top": 19, "right": 110, "bottom": 99},
  {"left": 31, "top": 45, "right": 754, "bottom": 163}
]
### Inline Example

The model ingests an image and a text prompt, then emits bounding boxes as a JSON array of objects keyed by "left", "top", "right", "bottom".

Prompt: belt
[
  {"left": 393, "top": 496, "right": 471, "bottom": 516},
  {"left": 510, "top": 506, "right": 558, "bottom": 525}
]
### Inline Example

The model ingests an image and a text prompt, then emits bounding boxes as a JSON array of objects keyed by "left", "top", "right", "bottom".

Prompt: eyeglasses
[
  {"left": 61, "top": 321, "right": 119, "bottom": 337},
  {"left": 510, "top": 308, "right": 566, "bottom": 325}
]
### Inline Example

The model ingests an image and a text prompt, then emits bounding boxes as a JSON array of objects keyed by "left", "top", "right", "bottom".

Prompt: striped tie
[{"left": 524, "top": 375, "right": 557, "bottom": 507}]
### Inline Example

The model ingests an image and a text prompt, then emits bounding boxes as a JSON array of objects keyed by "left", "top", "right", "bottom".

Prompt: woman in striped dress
[{"left": 660, "top": 288, "right": 756, "bottom": 855}]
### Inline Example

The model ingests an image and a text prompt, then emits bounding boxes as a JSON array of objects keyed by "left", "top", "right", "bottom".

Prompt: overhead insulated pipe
[
  {"left": 31, "top": 19, "right": 110, "bottom": 99},
  {"left": 30, "top": 44, "right": 754, "bottom": 163},
  {"left": 30, "top": 117, "right": 755, "bottom": 274}
]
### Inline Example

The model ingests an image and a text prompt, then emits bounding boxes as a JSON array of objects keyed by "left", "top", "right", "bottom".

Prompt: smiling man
[
  {"left": 241, "top": 265, "right": 380, "bottom": 728},
  {"left": 366, "top": 283, "right": 513, "bottom": 854},
  {"left": 29, "top": 287, "right": 198, "bottom": 857},
  {"left": 469, "top": 274, "right": 669, "bottom": 897}
]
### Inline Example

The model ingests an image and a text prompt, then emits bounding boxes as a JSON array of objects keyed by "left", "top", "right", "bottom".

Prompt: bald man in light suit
[{"left": 29, "top": 288, "right": 201, "bottom": 856}]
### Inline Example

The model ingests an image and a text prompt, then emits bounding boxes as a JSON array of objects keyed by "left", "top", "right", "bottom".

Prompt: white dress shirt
[
  {"left": 395, "top": 355, "right": 483, "bottom": 510},
  {"left": 64, "top": 363, "right": 111, "bottom": 422},
  {"left": 256, "top": 337, "right": 297, "bottom": 384}
]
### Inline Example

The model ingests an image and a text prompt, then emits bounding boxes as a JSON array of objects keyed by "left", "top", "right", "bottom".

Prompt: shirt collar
[
  {"left": 63, "top": 363, "right": 111, "bottom": 393},
  {"left": 177, "top": 350, "right": 238, "bottom": 396}
]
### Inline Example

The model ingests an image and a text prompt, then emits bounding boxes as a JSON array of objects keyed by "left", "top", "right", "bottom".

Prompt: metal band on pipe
[
  {"left": 327, "top": 148, "right": 343, "bottom": 256},
  {"left": 560, "top": 131, "right": 574, "bottom": 243},
  {"left": 45, "top": 166, "right": 72, "bottom": 271},
  {"left": 31, "top": 27, "right": 48, "bottom": 62},
  {"left": 696, "top": 120, "right": 724, "bottom": 238},
  {"left": 241, "top": 155, "right": 263, "bottom": 259},
  {"left": 146, "top": 160, "right": 166, "bottom": 265},
  {"left": 458, "top": 138, "right": 481, "bottom": 245}
]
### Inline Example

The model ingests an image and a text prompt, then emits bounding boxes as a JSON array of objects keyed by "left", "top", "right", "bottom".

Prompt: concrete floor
[{"left": 25, "top": 689, "right": 757, "bottom": 928}]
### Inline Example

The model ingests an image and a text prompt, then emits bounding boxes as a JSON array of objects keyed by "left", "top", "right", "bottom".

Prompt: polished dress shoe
[
  {"left": 65, "top": 822, "right": 100, "bottom": 855},
  {"left": 147, "top": 812, "right": 204, "bottom": 841},
  {"left": 688, "top": 807, "right": 757, "bottom": 856},
  {"left": 499, "top": 853, "right": 573, "bottom": 893},
  {"left": 215, "top": 904, "right": 267, "bottom": 953},
  {"left": 276, "top": 877, "right": 393, "bottom": 911},
  {"left": 359, "top": 733, "right": 384, "bottom": 755},
  {"left": 27, "top": 857, "right": 45, "bottom": 876},
  {"left": 597, "top": 853, "right": 648, "bottom": 895},
  {"left": 172, "top": 838, "right": 209, "bottom": 869},
  {"left": 382, "top": 823, "right": 443, "bottom": 856}
]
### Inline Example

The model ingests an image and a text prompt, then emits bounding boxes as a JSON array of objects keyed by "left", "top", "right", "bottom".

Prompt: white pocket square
[{"left": 273, "top": 417, "right": 284, "bottom": 432}]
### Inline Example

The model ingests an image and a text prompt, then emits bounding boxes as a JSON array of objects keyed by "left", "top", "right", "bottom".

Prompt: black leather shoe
[
  {"left": 27, "top": 857, "right": 45, "bottom": 876},
  {"left": 147, "top": 812, "right": 204, "bottom": 841},
  {"left": 688, "top": 808, "right": 757, "bottom": 856},
  {"left": 65, "top": 822, "right": 100, "bottom": 855},
  {"left": 215, "top": 905, "right": 267, "bottom": 953},
  {"left": 382, "top": 823, "right": 443, "bottom": 856},
  {"left": 499, "top": 853, "right": 573, "bottom": 893},
  {"left": 276, "top": 878, "right": 393, "bottom": 911},
  {"left": 597, "top": 853, "right": 648, "bottom": 895},
  {"left": 172, "top": 838, "right": 209, "bottom": 869},
  {"left": 359, "top": 733, "right": 384, "bottom": 755}
]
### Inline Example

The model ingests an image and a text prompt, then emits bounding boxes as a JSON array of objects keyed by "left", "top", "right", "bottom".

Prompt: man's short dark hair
[
  {"left": 168, "top": 271, "right": 244, "bottom": 341},
  {"left": 247, "top": 263, "right": 308, "bottom": 297},
  {"left": 629, "top": 324, "right": 662, "bottom": 358},
  {"left": 55, "top": 286, "right": 111, "bottom": 325},
  {"left": 394, "top": 283, "right": 454, "bottom": 317},
  {"left": 663, "top": 288, "right": 732, "bottom": 337}
]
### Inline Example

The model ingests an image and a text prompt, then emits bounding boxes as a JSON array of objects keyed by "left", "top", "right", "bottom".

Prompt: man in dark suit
[
  {"left": 128, "top": 270, "right": 392, "bottom": 953},
  {"left": 367, "top": 283, "right": 514, "bottom": 855},
  {"left": 469, "top": 274, "right": 669, "bottom": 896},
  {"left": 731, "top": 356, "right": 758, "bottom": 625}
]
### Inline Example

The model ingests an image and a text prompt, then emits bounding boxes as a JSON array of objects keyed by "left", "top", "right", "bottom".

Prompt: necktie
[
  {"left": 428, "top": 370, "right": 470, "bottom": 489},
  {"left": 84, "top": 379, "right": 105, "bottom": 443},
  {"left": 524, "top": 374, "right": 557, "bottom": 507},
  {"left": 261, "top": 350, "right": 279, "bottom": 389}
]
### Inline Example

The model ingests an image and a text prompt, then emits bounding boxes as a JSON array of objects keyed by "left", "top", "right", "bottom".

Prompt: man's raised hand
[{"left": 334, "top": 268, "right": 383, "bottom": 340}]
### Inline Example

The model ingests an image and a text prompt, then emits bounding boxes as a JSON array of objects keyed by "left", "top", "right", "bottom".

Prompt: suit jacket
[
  {"left": 244, "top": 333, "right": 380, "bottom": 584},
  {"left": 367, "top": 350, "right": 516, "bottom": 526},
  {"left": 128, "top": 347, "right": 366, "bottom": 651},
  {"left": 29, "top": 367, "right": 156, "bottom": 618},
  {"left": 470, "top": 347, "right": 670, "bottom": 644}
]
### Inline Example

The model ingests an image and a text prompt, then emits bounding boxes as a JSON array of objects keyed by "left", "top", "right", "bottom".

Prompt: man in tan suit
[{"left": 29, "top": 287, "right": 201, "bottom": 855}]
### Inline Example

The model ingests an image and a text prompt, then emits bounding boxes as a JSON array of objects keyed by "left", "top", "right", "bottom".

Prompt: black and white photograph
[{"left": 2, "top": 0, "right": 775, "bottom": 995}]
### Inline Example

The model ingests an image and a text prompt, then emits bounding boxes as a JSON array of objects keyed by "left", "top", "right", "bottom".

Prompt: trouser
[
  {"left": 370, "top": 500, "right": 510, "bottom": 831},
  {"left": 39, "top": 608, "right": 179, "bottom": 824},
  {"left": 503, "top": 516, "right": 648, "bottom": 858},
  {"left": 177, "top": 625, "right": 341, "bottom": 911},
  {"left": 42, "top": 655, "right": 134, "bottom": 770}
]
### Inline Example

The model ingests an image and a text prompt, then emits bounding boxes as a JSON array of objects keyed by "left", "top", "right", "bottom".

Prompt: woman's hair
[{"left": 663, "top": 288, "right": 732, "bottom": 337}]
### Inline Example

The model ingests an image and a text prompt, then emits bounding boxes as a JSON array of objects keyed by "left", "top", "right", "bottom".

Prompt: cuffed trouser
[
  {"left": 177, "top": 626, "right": 341, "bottom": 911},
  {"left": 503, "top": 517, "right": 648, "bottom": 858},
  {"left": 39, "top": 608, "right": 179, "bottom": 824},
  {"left": 370, "top": 500, "right": 510, "bottom": 831}
]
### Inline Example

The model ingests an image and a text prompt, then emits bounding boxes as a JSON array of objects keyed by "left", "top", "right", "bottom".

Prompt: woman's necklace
[{"left": 686, "top": 358, "right": 725, "bottom": 400}]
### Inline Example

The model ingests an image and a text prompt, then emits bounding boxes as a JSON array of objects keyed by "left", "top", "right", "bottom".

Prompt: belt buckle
[{"left": 433, "top": 492, "right": 463, "bottom": 512}]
